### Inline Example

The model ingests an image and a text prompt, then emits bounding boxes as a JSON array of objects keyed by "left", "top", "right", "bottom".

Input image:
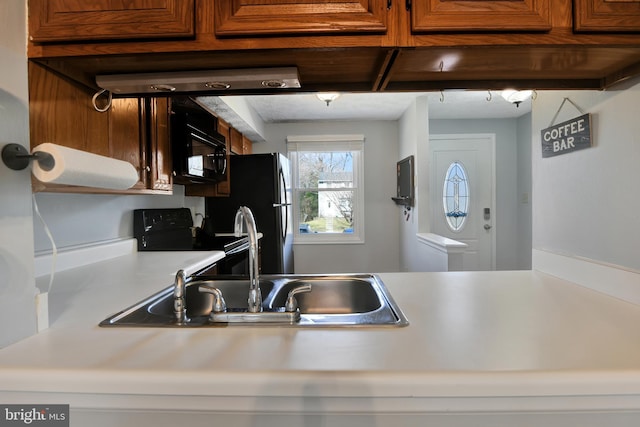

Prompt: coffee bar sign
[{"left": 541, "top": 113, "right": 592, "bottom": 158}]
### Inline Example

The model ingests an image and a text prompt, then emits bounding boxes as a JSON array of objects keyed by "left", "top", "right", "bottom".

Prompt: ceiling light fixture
[
  {"left": 316, "top": 92, "right": 340, "bottom": 106},
  {"left": 501, "top": 89, "right": 533, "bottom": 108}
]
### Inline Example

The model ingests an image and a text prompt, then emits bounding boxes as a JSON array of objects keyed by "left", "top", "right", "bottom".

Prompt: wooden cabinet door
[
  {"left": 230, "top": 127, "right": 244, "bottom": 155},
  {"left": 29, "top": 62, "right": 146, "bottom": 192},
  {"left": 214, "top": 0, "right": 389, "bottom": 36},
  {"left": 411, "top": 0, "right": 552, "bottom": 32},
  {"left": 146, "top": 98, "right": 173, "bottom": 191},
  {"left": 574, "top": 0, "right": 640, "bottom": 32},
  {"left": 29, "top": 0, "right": 194, "bottom": 42},
  {"left": 28, "top": 62, "right": 175, "bottom": 194},
  {"left": 29, "top": 62, "right": 107, "bottom": 156},
  {"left": 242, "top": 135, "right": 253, "bottom": 155},
  {"left": 109, "top": 98, "right": 146, "bottom": 190}
]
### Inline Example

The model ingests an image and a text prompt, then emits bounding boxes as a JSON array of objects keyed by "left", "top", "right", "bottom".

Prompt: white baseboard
[{"left": 532, "top": 249, "right": 640, "bottom": 305}]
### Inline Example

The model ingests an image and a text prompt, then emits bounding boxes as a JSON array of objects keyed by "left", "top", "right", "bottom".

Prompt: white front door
[{"left": 430, "top": 134, "right": 496, "bottom": 271}]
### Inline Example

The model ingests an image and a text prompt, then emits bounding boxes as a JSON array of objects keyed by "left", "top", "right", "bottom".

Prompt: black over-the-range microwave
[{"left": 171, "top": 97, "right": 227, "bottom": 184}]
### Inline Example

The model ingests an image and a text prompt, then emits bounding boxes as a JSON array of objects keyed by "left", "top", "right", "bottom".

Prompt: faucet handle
[
  {"left": 285, "top": 284, "right": 312, "bottom": 312},
  {"left": 198, "top": 285, "right": 227, "bottom": 313}
]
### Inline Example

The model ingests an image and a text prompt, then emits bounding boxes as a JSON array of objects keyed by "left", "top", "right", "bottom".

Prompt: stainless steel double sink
[{"left": 100, "top": 274, "right": 408, "bottom": 327}]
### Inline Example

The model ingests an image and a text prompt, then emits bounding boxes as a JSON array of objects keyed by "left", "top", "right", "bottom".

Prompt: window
[
  {"left": 287, "top": 135, "right": 364, "bottom": 244},
  {"left": 443, "top": 161, "right": 469, "bottom": 232}
]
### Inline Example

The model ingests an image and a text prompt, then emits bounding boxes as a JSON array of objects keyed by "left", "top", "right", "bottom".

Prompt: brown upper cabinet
[
  {"left": 242, "top": 135, "right": 253, "bottom": 155},
  {"left": 214, "top": 0, "right": 389, "bottom": 37},
  {"left": 145, "top": 98, "right": 173, "bottom": 192},
  {"left": 24, "top": 0, "right": 640, "bottom": 101},
  {"left": 214, "top": 0, "right": 555, "bottom": 38},
  {"left": 28, "top": 62, "right": 172, "bottom": 194},
  {"left": 574, "top": 0, "right": 640, "bottom": 32},
  {"left": 228, "top": 127, "right": 253, "bottom": 155},
  {"left": 410, "top": 0, "right": 552, "bottom": 33},
  {"left": 230, "top": 127, "right": 244, "bottom": 155},
  {"left": 28, "top": 0, "right": 195, "bottom": 42}
]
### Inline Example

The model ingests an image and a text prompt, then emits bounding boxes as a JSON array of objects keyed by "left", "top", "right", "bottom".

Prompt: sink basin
[
  {"left": 100, "top": 278, "right": 275, "bottom": 326},
  {"left": 270, "top": 277, "right": 382, "bottom": 314},
  {"left": 100, "top": 274, "right": 408, "bottom": 327}
]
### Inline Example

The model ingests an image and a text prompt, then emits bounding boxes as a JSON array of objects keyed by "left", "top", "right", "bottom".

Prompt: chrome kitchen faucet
[
  {"left": 166, "top": 206, "right": 318, "bottom": 325},
  {"left": 234, "top": 206, "right": 261, "bottom": 313},
  {"left": 173, "top": 269, "right": 189, "bottom": 325}
]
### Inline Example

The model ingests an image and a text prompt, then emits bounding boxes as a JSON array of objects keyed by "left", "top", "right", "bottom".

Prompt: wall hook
[{"left": 92, "top": 89, "right": 113, "bottom": 112}]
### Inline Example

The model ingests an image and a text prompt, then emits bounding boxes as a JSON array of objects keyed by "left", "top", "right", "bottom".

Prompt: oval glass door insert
[{"left": 443, "top": 161, "right": 469, "bottom": 231}]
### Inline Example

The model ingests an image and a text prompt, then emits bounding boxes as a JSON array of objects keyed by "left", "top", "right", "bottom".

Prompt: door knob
[{"left": 484, "top": 224, "right": 492, "bottom": 230}]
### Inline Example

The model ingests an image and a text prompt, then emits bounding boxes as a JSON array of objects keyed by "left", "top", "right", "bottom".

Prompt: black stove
[{"left": 133, "top": 208, "right": 248, "bottom": 253}]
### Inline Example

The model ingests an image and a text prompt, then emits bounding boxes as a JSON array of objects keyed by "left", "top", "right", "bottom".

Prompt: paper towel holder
[{"left": 2, "top": 143, "right": 55, "bottom": 171}]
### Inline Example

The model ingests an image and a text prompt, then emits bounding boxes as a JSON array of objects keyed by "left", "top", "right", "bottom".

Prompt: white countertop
[{"left": 2, "top": 250, "right": 640, "bottom": 416}]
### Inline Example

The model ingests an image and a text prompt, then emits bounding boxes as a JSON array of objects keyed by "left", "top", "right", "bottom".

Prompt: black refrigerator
[{"left": 206, "top": 153, "right": 294, "bottom": 274}]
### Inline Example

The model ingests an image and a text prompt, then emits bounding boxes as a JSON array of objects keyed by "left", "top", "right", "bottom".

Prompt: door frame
[{"left": 429, "top": 133, "right": 497, "bottom": 271}]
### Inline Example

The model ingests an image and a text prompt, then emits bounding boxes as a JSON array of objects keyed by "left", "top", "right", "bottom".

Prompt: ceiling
[
  {"left": 237, "top": 90, "right": 531, "bottom": 122},
  {"left": 199, "top": 90, "right": 532, "bottom": 142}
]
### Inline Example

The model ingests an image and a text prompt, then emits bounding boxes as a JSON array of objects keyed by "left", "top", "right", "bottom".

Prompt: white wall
[
  {"left": 255, "top": 121, "right": 401, "bottom": 274},
  {"left": 532, "top": 81, "right": 640, "bottom": 272},
  {"left": 516, "top": 114, "right": 532, "bottom": 270},
  {"left": 429, "top": 117, "right": 528, "bottom": 270},
  {"left": 33, "top": 187, "right": 204, "bottom": 253},
  {"left": 0, "top": 0, "right": 38, "bottom": 347},
  {"left": 0, "top": 1, "right": 204, "bottom": 347},
  {"left": 397, "top": 96, "right": 435, "bottom": 271}
]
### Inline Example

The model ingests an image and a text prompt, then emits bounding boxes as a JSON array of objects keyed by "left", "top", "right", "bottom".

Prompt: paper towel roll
[{"left": 31, "top": 143, "right": 139, "bottom": 190}]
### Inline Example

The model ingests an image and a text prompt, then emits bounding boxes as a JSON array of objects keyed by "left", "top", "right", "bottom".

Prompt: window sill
[{"left": 294, "top": 235, "right": 364, "bottom": 245}]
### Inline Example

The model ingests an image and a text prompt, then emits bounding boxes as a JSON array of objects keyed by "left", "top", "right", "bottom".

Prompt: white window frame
[{"left": 287, "top": 134, "right": 365, "bottom": 245}]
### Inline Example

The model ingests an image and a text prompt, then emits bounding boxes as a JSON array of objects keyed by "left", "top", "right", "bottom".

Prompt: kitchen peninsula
[{"left": 1, "top": 246, "right": 640, "bottom": 426}]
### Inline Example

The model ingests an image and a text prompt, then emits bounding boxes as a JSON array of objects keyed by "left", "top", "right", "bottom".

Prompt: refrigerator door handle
[{"left": 279, "top": 166, "right": 289, "bottom": 239}]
